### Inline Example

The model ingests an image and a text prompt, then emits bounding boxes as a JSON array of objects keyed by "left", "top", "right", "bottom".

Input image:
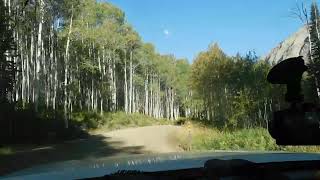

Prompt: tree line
[
  {"left": 0, "top": 0, "right": 191, "bottom": 132},
  {"left": 189, "top": 44, "right": 287, "bottom": 129}
]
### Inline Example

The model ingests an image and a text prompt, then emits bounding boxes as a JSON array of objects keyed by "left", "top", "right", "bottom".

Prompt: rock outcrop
[{"left": 264, "top": 27, "right": 310, "bottom": 64}]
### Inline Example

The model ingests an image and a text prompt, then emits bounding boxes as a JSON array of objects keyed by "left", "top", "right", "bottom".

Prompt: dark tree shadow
[{"left": 0, "top": 134, "right": 147, "bottom": 176}]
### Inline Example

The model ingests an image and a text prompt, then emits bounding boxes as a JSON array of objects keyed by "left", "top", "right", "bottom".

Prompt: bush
[
  {"left": 72, "top": 111, "right": 104, "bottom": 130},
  {"left": 175, "top": 117, "right": 187, "bottom": 125},
  {"left": 198, "top": 128, "right": 278, "bottom": 151}
]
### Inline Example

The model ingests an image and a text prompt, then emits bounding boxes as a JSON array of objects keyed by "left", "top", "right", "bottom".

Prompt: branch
[{"left": 289, "top": 1, "right": 309, "bottom": 24}]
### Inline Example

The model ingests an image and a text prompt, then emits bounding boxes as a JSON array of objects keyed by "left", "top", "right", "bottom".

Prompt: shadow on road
[{"left": 0, "top": 134, "right": 146, "bottom": 176}]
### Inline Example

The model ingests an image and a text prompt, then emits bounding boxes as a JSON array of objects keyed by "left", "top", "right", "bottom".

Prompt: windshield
[{"left": 1, "top": 0, "right": 320, "bottom": 176}]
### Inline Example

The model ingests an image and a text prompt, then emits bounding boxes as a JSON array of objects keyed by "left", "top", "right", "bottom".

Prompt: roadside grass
[{"left": 175, "top": 121, "right": 320, "bottom": 153}]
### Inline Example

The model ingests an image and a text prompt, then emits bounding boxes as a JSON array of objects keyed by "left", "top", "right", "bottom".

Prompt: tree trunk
[
  {"left": 35, "top": 0, "right": 44, "bottom": 111},
  {"left": 112, "top": 53, "right": 117, "bottom": 110},
  {"left": 124, "top": 51, "right": 128, "bottom": 113},
  {"left": 150, "top": 75, "right": 153, "bottom": 117},
  {"left": 64, "top": 5, "right": 74, "bottom": 129},
  {"left": 129, "top": 50, "right": 133, "bottom": 113},
  {"left": 144, "top": 72, "right": 149, "bottom": 115}
]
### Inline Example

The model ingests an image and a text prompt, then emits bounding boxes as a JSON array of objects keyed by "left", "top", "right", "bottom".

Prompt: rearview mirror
[{"left": 267, "top": 56, "right": 320, "bottom": 145}]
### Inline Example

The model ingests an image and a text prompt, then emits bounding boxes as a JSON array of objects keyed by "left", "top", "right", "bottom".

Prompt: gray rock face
[{"left": 264, "top": 27, "right": 310, "bottom": 64}]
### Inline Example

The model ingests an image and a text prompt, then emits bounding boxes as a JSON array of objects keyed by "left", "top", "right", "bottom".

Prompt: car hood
[{"left": 2, "top": 151, "right": 320, "bottom": 180}]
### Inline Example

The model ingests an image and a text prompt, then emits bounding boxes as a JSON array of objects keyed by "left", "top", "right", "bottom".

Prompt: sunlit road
[{"left": 98, "top": 125, "right": 183, "bottom": 153}]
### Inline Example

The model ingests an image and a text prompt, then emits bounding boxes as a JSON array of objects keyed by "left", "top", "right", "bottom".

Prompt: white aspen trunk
[
  {"left": 76, "top": 56, "right": 82, "bottom": 110},
  {"left": 49, "top": 24, "right": 54, "bottom": 109},
  {"left": 144, "top": 73, "right": 149, "bottom": 115},
  {"left": 91, "top": 79, "right": 94, "bottom": 110},
  {"left": 95, "top": 89, "right": 98, "bottom": 112},
  {"left": 98, "top": 51, "right": 102, "bottom": 73},
  {"left": 102, "top": 47, "right": 106, "bottom": 76},
  {"left": 158, "top": 77, "right": 161, "bottom": 118},
  {"left": 14, "top": 31, "right": 18, "bottom": 102},
  {"left": 167, "top": 88, "right": 170, "bottom": 119},
  {"left": 129, "top": 50, "right": 133, "bottom": 113},
  {"left": 53, "top": 52, "right": 57, "bottom": 110},
  {"left": 7, "top": 0, "right": 10, "bottom": 15},
  {"left": 149, "top": 75, "right": 153, "bottom": 116},
  {"left": 170, "top": 88, "right": 174, "bottom": 120},
  {"left": 26, "top": 35, "right": 30, "bottom": 103},
  {"left": 107, "top": 51, "right": 112, "bottom": 110},
  {"left": 98, "top": 51, "right": 103, "bottom": 114},
  {"left": 53, "top": 36, "right": 58, "bottom": 110},
  {"left": 100, "top": 90, "right": 103, "bottom": 115},
  {"left": 136, "top": 89, "right": 140, "bottom": 113},
  {"left": 124, "top": 51, "right": 128, "bottom": 113},
  {"left": 21, "top": 34, "right": 25, "bottom": 106},
  {"left": 31, "top": 29, "right": 35, "bottom": 102},
  {"left": 35, "top": 0, "right": 44, "bottom": 111},
  {"left": 64, "top": 5, "right": 74, "bottom": 128},
  {"left": 68, "top": 90, "right": 72, "bottom": 120},
  {"left": 132, "top": 85, "right": 136, "bottom": 113},
  {"left": 153, "top": 76, "right": 157, "bottom": 118},
  {"left": 112, "top": 54, "right": 117, "bottom": 110},
  {"left": 101, "top": 47, "right": 106, "bottom": 110},
  {"left": 41, "top": 34, "right": 47, "bottom": 108}
]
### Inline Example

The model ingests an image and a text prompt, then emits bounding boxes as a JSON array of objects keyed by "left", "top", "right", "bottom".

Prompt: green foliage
[
  {"left": 192, "top": 128, "right": 278, "bottom": 151},
  {"left": 190, "top": 44, "right": 284, "bottom": 129},
  {"left": 175, "top": 117, "right": 188, "bottom": 125},
  {"left": 72, "top": 112, "right": 104, "bottom": 129}
]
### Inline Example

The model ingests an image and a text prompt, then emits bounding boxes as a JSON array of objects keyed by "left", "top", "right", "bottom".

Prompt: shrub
[
  {"left": 72, "top": 111, "right": 104, "bottom": 130},
  {"left": 175, "top": 117, "right": 187, "bottom": 125}
]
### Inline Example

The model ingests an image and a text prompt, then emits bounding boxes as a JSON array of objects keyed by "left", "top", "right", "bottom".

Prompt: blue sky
[{"left": 107, "top": 0, "right": 316, "bottom": 62}]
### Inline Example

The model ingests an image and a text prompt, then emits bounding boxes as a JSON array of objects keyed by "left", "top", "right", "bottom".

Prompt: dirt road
[
  {"left": 98, "top": 125, "right": 183, "bottom": 153},
  {"left": 1, "top": 125, "right": 183, "bottom": 175}
]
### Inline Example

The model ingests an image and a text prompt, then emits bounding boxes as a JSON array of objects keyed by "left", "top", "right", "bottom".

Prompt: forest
[{"left": 1, "top": 0, "right": 320, "bottom": 144}]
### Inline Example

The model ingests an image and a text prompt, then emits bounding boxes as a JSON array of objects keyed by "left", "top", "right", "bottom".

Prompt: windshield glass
[{"left": 1, "top": 0, "right": 320, "bottom": 176}]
